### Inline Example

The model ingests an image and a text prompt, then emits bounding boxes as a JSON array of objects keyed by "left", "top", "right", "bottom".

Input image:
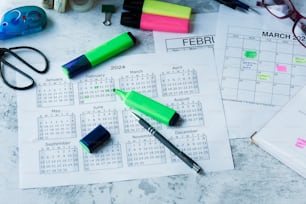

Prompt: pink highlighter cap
[
  {"left": 120, "top": 12, "right": 189, "bottom": 33},
  {"left": 140, "top": 13, "right": 189, "bottom": 33}
]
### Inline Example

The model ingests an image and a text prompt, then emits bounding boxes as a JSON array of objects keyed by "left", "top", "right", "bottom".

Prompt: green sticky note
[
  {"left": 245, "top": 50, "right": 257, "bottom": 59},
  {"left": 294, "top": 57, "right": 306, "bottom": 64},
  {"left": 258, "top": 73, "right": 270, "bottom": 80}
]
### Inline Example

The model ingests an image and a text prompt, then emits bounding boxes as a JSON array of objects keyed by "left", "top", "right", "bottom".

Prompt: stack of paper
[{"left": 251, "top": 86, "right": 306, "bottom": 178}]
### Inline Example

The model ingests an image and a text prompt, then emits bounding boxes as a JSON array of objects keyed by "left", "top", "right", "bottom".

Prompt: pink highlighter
[{"left": 120, "top": 12, "right": 189, "bottom": 33}]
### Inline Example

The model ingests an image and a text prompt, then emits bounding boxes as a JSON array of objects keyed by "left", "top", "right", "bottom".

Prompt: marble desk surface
[{"left": 0, "top": 0, "right": 306, "bottom": 203}]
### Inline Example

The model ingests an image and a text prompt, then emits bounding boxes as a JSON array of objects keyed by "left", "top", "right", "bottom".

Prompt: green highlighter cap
[{"left": 114, "top": 88, "right": 180, "bottom": 126}]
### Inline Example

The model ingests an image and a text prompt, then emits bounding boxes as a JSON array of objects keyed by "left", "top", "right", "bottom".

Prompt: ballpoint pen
[
  {"left": 215, "top": 0, "right": 259, "bottom": 13},
  {"left": 215, "top": 0, "right": 237, "bottom": 9},
  {"left": 231, "top": 0, "right": 251, "bottom": 10},
  {"left": 131, "top": 112, "right": 203, "bottom": 173},
  {"left": 231, "top": 0, "right": 259, "bottom": 13}
]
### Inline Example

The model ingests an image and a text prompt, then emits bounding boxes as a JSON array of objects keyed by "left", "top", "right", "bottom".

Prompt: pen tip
[{"left": 193, "top": 163, "right": 203, "bottom": 174}]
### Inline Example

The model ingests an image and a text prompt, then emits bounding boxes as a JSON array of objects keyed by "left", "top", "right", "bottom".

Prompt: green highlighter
[
  {"left": 114, "top": 89, "right": 180, "bottom": 126},
  {"left": 62, "top": 32, "right": 136, "bottom": 78}
]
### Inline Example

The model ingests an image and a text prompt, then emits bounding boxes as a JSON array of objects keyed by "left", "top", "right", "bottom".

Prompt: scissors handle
[
  {"left": 0, "top": 46, "right": 49, "bottom": 90},
  {"left": 8, "top": 46, "right": 49, "bottom": 73}
]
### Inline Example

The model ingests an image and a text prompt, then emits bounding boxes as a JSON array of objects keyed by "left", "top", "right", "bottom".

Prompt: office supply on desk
[
  {"left": 102, "top": 5, "right": 116, "bottom": 26},
  {"left": 0, "top": 46, "right": 49, "bottom": 90},
  {"left": 114, "top": 88, "right": 180, "bottom": 126},
  {"left": 214, "top": 5, "right": 306, "bottom": 139},
  {"left": 80, "top": 124, "right": 111, "bottom": 153},
  {"left": 257, "top": 0, "right": 306, "bottom": 48},
  {"left": 0, "top": 6, "right": 47, "bottom": 40},
  {"left": 62, "top": 32, "right": 136, "bottom": 78},
  {"left": 251, "top": 85, "right": 306, "bottom": 179},
  {"left": 54, "top": 0, "right": 68, "bottom": 12},
  {"left": 215, "top": 0, "right": 258, "bottom": 13},
  {"left": 18, "top": 50, "right": 233, "bottom": 188},
  {"left": 121, "top": 12, "right": 189, "bottom": 33},
  {"left": 131, "top": 112, "right": 202, "bottom": 173},
  {"left": 42, "top": 0, "right": 54, "bottom": 9},
  {"left": 123, "top": 0, "right": 192, "bottom": 19},
  {"left": 153, "top": 13, "right": 217, "bottom": 53},
  {"left": 229, "top": 0, "right": 250, "bottom": 10},
  {"left": 215, "top": 0, "right": 237, "bottom": 10},
  {"left": 69, "top": 0, "right": 94, "bottom": 12}
]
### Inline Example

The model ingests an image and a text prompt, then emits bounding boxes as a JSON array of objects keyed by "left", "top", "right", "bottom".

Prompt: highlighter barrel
[
  {"left": 62, "top": 32, "right": 136, "bottom": 78},
  {"left": 121, "top": 12, "right": 190, "bottom": 33}
]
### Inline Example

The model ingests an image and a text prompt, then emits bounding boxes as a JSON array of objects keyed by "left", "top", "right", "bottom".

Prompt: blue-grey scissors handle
[{"left": 0, "top": 46, "right": 49, "bottom": 90}]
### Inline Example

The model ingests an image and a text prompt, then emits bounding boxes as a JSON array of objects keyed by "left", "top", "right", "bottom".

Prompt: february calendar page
[{"left": 17, "top": 49, "right": 234, "bottom": 188}]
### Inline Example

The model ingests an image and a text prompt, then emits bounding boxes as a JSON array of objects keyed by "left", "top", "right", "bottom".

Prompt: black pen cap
[
  {"left": 120, "top": 12, "right": 141, "bottom": 28},
  {"left": 123, "top": 0, "right": 144, "bottom": 12}
]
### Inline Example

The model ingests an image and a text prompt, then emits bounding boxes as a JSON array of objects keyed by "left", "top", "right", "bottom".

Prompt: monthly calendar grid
[
  {"left": 83, "top": 142, "right": 123, "bottom": 171},
  {"left": 160, "top": 69, "right": 200, "bottom": 97},
  {"left": 78, "top": 76, "right": 116, "bottom": 104},
  {"left": 125, "top": 137, "right": 167, "bottom": 167},
  {"left": 36, "top": 81, "right": 74, "bottom": 107},
  {"left": 169, "top": 133, "right": 210, "bottom": 163},
  {"left": 37, "top": 113, "right": 77, "bottom": 140},
  {"left": 39, "top": 145, "right": 79, "bottom": 174},
  {"left": 221, "top": 26, "right": 306, "bottom": 107},
  {"left": 168, "top": 101, "right": 204, "bottom": 127},
  {"left": 119, "top": 73, "right": 158, "bottom": 98},
  {"left": 122, "top": 109, "right": 162, "bottom": 134},
  {"left": 80, "top": 109, "right": 120, "bottom": 136}
]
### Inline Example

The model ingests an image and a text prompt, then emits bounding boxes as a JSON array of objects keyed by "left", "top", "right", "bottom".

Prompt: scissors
[{"left": 0, "top": 46, "right": 49, "bottom": 90}]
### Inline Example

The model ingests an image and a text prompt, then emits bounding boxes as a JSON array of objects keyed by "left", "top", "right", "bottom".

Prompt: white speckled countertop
[{"left": 0, "top": 0, "right": 306, "bottom": 203}]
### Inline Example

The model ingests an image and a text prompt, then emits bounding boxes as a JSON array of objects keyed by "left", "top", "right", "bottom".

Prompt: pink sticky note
[
  {"left": 276, "top": 65, "right": 287, "bottom": 72},
  {"left": 295, "top": 138, "right": 306, "bottom": 149}
]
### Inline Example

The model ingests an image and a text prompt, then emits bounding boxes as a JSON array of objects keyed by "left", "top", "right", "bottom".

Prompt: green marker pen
[
  {"left": 123, "top": 0, "right": 192, "bottom": 20},
  {"left": 62, "top": 32, "right": 136, "bottom": 78},
  {"left": 114, "top": 89, "right": 180, "bottom": 126}
]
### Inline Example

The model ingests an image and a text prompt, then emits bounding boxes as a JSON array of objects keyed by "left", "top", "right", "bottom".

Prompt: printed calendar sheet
[
  {"left": 215, "top": 6, "right": 306, "bottom": 138},
  {"left": 17, "top": 49, "right": 234, "bottom": 188},
  {"left": 153, "top": 13, "right": 217, "bottom": 53}
]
